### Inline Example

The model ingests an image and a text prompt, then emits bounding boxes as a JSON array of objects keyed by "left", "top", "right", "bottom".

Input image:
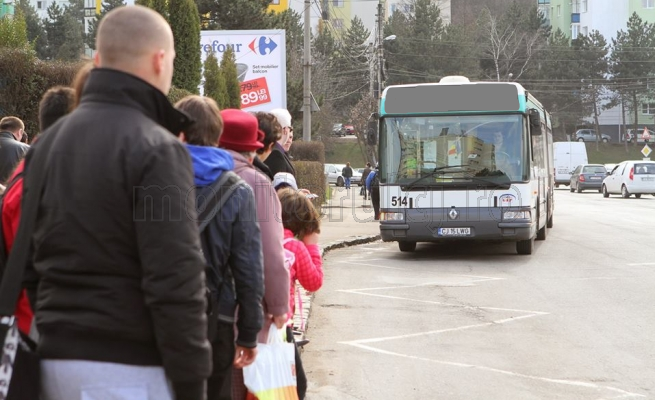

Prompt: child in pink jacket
[{"left": 277, "top": 188, "right": 324, "bottom": 324}]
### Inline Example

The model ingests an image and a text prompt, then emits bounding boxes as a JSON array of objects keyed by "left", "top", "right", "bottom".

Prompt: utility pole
[
  {"left": 376, "top": 2, "right": 384, "bottom": 102},
  {"left": 303, "top": 0, "right": 312, "bottom": 141}
]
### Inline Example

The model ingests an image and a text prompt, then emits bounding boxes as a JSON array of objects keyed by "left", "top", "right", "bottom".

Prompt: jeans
[{"left": 345, "top": 177, "right": 351, "bottom": 188}]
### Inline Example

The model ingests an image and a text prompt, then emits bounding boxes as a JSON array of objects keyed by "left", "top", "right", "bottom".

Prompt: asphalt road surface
[{"left": 303, "top": 188, "right": 655, "bottom": 400}]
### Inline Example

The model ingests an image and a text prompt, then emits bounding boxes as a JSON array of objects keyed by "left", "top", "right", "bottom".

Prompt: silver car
[
  {"left": 324, "top": 164, "right": 362, "bottom": 186},
  {"left": 574, "top": 129, "right": 611, "bottom": 143}
]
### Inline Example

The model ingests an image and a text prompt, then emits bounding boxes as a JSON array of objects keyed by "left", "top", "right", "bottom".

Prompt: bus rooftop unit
[{"left": 376, "top": 76, "right": 554, "bottom": 255}]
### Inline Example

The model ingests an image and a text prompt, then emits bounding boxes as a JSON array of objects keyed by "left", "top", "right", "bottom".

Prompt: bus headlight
[
  {"left": 381, "top": 212, "right": 404, "bottom": 221},
  {"left": 503, "top": 210, "right": 531, "bottom": 220}
]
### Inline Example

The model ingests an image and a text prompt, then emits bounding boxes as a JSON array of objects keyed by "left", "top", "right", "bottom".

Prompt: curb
[{"left": 294, "top": 234, "right": 380, "bottom": 342}]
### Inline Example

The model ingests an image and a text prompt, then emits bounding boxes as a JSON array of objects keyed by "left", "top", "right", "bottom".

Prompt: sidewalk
[{"left": 291, "top": 184, "right": 380, "bottom": 333}]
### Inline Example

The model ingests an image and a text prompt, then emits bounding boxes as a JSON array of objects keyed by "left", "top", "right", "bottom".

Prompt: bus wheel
[
  {"left": 398, "top": 241, "right": 417, "bottom": 252},
  {"left": 537, "top": 221, "right": 547, "bottom": 241},
  {"left": 516, "top": 238, "right": 534, "bottom": 255}
]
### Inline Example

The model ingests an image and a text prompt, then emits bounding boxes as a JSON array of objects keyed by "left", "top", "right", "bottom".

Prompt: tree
[
  {"left": 135, "top": 0, "right": 153, "bottom": 6},
  {"left": 57, "top": 12, "right": 84, "bottom": 60},
  {"left": 332, "top": 16, "right": 370, "bottom": 115},
  {"left": 528, "top": 29, "right": 584, "bottom": 140},
  {"left": 86, "top": 0, "right": 126, "bottom": 50},
  {"left": 170, "top": 0, "right": 200, "bottom": 93},
  {"left": 220, "top": 46, "right": 240, "bottom": 109},
  {"left": 610, "top": 13, "right": 655, "bottom": 144},
  {"left": 0, "top": 11, "right": 29, "bottom": 50},
  {"left": 197, "top": 0, "right": 270, "bottom": 30},
  {"left": 16, "top": 0, "right": 48, "bottom": 57},
  {"left": 203, "top": 52, "right": 228, "bottom": 107},
  {"left": 574, "top": 31, "right": 611, "bottom": 150},
  {"left": 151, "top": 0, "right": 168, "bottom": 20},
  {"left": 44, "top": 2, "right": 66, "bottom": 59},
  {"left": 478, "top": 4, "right": 546, "bottom": 82}
]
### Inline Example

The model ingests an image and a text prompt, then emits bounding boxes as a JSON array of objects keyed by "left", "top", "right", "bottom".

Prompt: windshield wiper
[{"left": 403, "top": 164, "right": 472, "bottom": 190}]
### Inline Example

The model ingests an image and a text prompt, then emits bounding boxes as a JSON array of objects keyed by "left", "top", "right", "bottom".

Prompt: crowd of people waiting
[{"left": 0, "top": 5, "right": 323, "bottom": 400}]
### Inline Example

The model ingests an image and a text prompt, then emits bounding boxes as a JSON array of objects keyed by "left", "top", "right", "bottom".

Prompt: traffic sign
[
  {"left": 641, "top": 144, "right": 652, "bottom": 158},
  {"left": 643, "top": 126, "right": 651, "bottom": 141}
]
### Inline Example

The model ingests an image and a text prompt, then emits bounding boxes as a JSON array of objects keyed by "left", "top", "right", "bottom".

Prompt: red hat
[{"left": 218, "top": 109, "right": 265, "bottom": 152}]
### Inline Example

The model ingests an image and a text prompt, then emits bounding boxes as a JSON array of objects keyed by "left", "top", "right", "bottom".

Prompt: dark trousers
[
  {"left": 287, "top": 326, "right": 307, "bottom": 400},
  {"left": 207, "top": 322, "right": 235, "bottom": 400},
  {"left": 371, "top": 187, "right": 380, "bottom": 220}
]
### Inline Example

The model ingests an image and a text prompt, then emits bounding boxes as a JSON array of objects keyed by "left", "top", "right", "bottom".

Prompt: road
[{"left": 303, "top": 188, "right": 655, "bottom": 400}]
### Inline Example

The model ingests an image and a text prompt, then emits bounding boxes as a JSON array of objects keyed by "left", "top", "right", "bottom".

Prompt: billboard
[{"left": 200, "top": 30, "right": 287, "bottom": 111}]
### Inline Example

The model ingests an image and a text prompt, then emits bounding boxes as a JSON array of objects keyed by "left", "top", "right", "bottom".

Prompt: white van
[{"left": 553, "top": 142, "right": 588, "bottom": 187}]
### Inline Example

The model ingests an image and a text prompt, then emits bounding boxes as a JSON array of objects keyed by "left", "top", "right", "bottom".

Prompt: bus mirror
[
  {"left": 367, "top": 119, "right": 378, "bottom": 145},
  {"left": 529, "top": 109, "right": 542, "bottom": 136}
]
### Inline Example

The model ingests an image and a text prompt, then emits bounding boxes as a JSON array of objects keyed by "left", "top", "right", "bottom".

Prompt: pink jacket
[
  {"left": 283, "top": 229, "right": 323, "bottom": 323},
  {"left": 229, "top": 151, "right": 289, "bottom": 341}
]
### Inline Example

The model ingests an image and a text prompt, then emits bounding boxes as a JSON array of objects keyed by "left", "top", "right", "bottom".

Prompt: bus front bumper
[{"left": 379, "top": 208, "right": 535, "bottom": 242}]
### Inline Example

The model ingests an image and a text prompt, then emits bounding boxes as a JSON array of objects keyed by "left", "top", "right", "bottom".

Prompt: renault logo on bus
[{"left": 448, "top": 209, "right": 459, "bottom": 220}]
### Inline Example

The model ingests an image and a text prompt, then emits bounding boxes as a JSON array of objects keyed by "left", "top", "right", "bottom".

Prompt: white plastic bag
[{"left": 243, "top": 324, "right": 299, "bottom": 400}]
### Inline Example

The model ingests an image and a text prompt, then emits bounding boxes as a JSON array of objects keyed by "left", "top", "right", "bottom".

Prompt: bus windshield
[{"left": 380, "top": 114, "right": 528, "bottom": 187}]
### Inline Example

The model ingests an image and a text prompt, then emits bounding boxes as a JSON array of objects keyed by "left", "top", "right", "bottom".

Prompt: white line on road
[
  {"left": 337, "top": 260, "right": 405, "bottom": 270},
  {"left": 342, "top": 343, "right": 645, "bottom": 398},
  {"left": 340, "top": 313, "right": 543, "bottom": 345},
  {"left": 339, "top": 276, "right": 505, "bottom": 292},
  {"left": 626, "top": 262, "right": 655, "bottom": 266}
]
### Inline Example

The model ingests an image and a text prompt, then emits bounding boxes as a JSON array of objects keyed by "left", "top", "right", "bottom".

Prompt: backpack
[
  {"left": 195, "top": 171, "right": 245, "bottom": 338},
  {"left": 0, "top": 172, "right": 25, "bottom": 278},
  {"left": 371, "top": 170, "right": 380, "bottom": 188}
]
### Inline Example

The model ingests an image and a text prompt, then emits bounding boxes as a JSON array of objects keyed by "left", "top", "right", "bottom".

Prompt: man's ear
[
  {"left": 93, "top": 52, "right": 101, "bottom": 67},
  {"left": 179, "top": 132, "right": 187, "bottom": 143},
  {"left": 153, "top": 49, "right": 165, "bottom": 75}
]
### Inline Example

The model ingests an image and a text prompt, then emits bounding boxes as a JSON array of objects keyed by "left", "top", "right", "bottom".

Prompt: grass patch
[
  {"left": 584, "top": 142, "right": 653, "bottom": 164},
  {"left": 324, "top": 139, "right": 367, "bottom": 166}
]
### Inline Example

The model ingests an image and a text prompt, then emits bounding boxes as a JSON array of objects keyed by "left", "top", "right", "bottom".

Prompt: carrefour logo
[{"left": 249, "top": 37, "right": 278, "bottom": 55}]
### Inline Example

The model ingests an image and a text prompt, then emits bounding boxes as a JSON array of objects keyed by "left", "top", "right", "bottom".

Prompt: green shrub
[
  {"left": 167, "top": 86, "right": 194, "bottom": 104},
  {"left": 293, "top": 160, "right": 326, "bottom": 207},
  {"left": 290, "top": 141, "right": 325, "bottom": 163}
]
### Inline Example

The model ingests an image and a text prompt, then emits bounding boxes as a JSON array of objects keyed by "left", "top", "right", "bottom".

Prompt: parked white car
[
  {"left": 602, "top": 160, "right": 655, "bottom": 198},
  {"left": 324, "top": 163, "right": 362, "bottom": 186}
]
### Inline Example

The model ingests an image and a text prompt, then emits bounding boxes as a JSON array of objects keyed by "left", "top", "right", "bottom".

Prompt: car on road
[
  {"left": 324, "top": 163, "right": 362, "bottom": 186},
  {"left": 569, "top": 164, "right": 608, "bottom": 193},
  {"left": 602, "top": 160, "right": 655, "bottom": 198},
  {"left": 604, "top": 163, "right": 617, "bottom": 173},
  {"left": 574, "top": 129, "right": 611, "bottom": 143},
  {"left": 344, "top": 124, "right": 355, "bottom": 135},
  {"left": 332, "top": 123, "right": 346, "bottom": 137}
]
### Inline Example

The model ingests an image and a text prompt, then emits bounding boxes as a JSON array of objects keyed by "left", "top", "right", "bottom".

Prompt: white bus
[{"left": 375, "top": 76, "right": 554, "bottom": 255}]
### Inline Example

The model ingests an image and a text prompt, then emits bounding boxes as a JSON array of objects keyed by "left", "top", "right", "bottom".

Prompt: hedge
[
  {"left": 290, "top": 141, "right": 325, "bottom": 164},
  {"left": 292, "top": 160, "right": 326, "bottom": 208}
]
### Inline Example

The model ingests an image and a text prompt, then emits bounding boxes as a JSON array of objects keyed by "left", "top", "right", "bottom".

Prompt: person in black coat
[
  {"left": 265, "top": 108, "right": 296, "bottom": 177},
  {"left": 253, "top": 111, "right": 283, "bottom": 181},
  {"left": 0, "top": 116, "right": 29, "bottom": 184}
]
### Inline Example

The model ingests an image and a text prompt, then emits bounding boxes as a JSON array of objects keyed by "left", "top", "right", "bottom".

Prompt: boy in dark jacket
[{"left": 176, "top": 95, "right": 264, "bottom": 400}]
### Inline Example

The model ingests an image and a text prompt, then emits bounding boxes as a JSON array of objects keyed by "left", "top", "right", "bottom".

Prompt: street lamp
[{"left": 377, "top": 34, "right": 396, "bottom": 101}]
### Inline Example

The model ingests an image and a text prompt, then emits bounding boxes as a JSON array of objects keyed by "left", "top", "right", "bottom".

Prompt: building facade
[{"left": 1, "top": 0, "right": 15, "bottom": 18}]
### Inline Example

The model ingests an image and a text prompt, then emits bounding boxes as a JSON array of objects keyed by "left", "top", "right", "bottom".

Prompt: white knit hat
[
  {"left": 273, "top": 172, "right": 298, "bottom": 190},
  {"left": 269, "top": 108, "right": 292, "bottom": 128}
]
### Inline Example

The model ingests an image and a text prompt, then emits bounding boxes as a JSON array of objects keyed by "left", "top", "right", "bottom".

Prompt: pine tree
[
  {"left": 16, "top": 0, "right": 47, "bottom": 57},
  {"left": 203, "top": 52, "right": 228, "bottom": 107},
  {"left": 57, "top": 11, "right": 84, "bottom": 60},
  {"left": 220, "top": 46, "right": 240, "bottom": 109},
  {"left": 86, "top": 0, "right": 126, "bottom": 50},
  {"left": 44, "top": 2, "right": 65, "bottom": 59},
  {"left": 170, "top": 0, "right": 200, "bottom": 93},
  {"left": 135, "top": 0, "right": 152, "bottom": 7},
  {"left": 198, "top": 0, "right": 270, "bottom": 30}
]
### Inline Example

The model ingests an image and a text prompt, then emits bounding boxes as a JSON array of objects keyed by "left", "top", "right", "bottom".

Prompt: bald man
[{"left": 19, "top": 6, "right": 211, "bottom": 400}]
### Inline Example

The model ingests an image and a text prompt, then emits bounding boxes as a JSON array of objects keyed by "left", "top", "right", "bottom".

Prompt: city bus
[{"left": 375, "top": 76, "right": 554, "bottom": 255}]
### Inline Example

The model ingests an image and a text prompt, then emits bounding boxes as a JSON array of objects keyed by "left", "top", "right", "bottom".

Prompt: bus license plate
[{"left": 438, "top": 227, "right": 471, "bottom": 236}]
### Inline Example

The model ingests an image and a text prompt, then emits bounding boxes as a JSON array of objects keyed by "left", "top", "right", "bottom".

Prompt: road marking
[
  {"left": 574, "top": 277, "right": 618, "bottom": 280},
  {"left": 341, "top": 343, "right": 645, "bottom": 398},
  {"left": 627, "top": 262, "right": 655, "bottom": 266},
  {"left": 339, "top": 276, "right": 505, "bottom": 292},
  {"left": 337, "top": 260, "right": 405, "bottom": 270}
]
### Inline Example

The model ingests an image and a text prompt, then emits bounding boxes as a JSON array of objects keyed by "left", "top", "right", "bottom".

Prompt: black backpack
[
  {"left": 0, "top": 172, "right": 25, "bottom": 278},
  {"left": 371, "top": 170, "right": 380, "bottom": 188},
  {"left": 195, "top": 170, "right": 246, "bottom": 339}
]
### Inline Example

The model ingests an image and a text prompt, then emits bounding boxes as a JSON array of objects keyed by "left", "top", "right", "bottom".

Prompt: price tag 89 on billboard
[{"left": 240, "top": 77, "right": 271, "bottom": 109}]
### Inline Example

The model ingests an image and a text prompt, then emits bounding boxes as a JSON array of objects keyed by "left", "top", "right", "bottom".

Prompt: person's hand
[
  {"left": 298, "top": 188, "right": 311, "bottom": 195},
  {"left": 233, "top": 345, "right": 257, "bottom": 368},
  {"left": 302, "top": 232, "right": 320, "bottom": 246},
  {"left": 271, "top": 314, "right": 288, "bottom": 329}
]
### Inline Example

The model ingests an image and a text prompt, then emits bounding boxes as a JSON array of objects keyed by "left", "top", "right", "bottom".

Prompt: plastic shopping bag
[{"left": 243, "top": 325, "right": 299, "bottom": 400}]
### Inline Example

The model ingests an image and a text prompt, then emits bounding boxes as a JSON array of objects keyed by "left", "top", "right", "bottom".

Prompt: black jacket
[
  {"left": 264, "top": 143, "right": 296, "bottom": 177},
  {"left": 22, "top": 69, "right": 211, "bottom": 397},
  {"left": 199, "top": 180, "right": 264, "bottom": 348},
  {"left": 0, "top": 131, "right": 29, "bottom": 184},
  {"left": 342, "top": 166, "right": 353, "bottom": 178},
  {"left": 253, "top": 156, "right": 274, "bottom": 180}
]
